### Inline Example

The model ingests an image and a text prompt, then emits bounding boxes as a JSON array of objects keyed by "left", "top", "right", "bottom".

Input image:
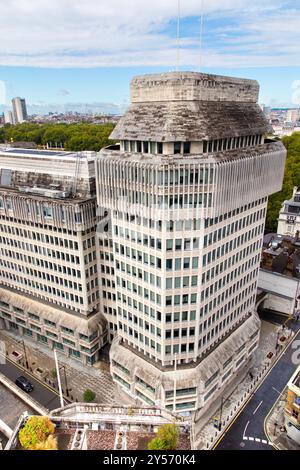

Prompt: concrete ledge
[
  {"left": 0, "top": 418, "right": 12, "bottom": 438},
  {"left": 0, "top": 372, "right": 48, "bottom": 415}
]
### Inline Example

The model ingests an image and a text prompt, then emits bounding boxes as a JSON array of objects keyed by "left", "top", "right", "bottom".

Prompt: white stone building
[
  {"left": 0, "top": 148, "right": 107, "bottom": 364},
  {"left": 277, "top": 187, "right": 300, "bottom": 237},
  {"left": 95, "top": 72, "right": 286, "bottom": 415}
]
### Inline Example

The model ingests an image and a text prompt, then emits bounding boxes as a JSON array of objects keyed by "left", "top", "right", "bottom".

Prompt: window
[
  {"left": 174, "top": 142, "right": 181, "bottom": 154},
  {"left": 183, "top": 142, "right": 191, "bottom": 154}
]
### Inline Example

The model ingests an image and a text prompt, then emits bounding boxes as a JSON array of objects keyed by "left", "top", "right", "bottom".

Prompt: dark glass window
[
  {"left": 174, "top": 142, "right": 181, "bottom": 154},
  {"left": 183, "top": 142, "right": 191, "bottom": 154},
  {"left": 157, "top": 142, "right": 163, "bottom": 154}
]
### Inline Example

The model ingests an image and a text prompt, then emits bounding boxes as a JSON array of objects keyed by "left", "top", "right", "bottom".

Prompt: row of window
[
  {"left": 0, "top": 244, "right": 81, "bottom": 264},
  {"left": 0, "top": 272, "right": 87, "bottom": 305},
  {"left": 203, "top": 209, "right": 265, "bottom": 248},
  {"left": 203, "top": 134, "right": 262, "bottom": 154},
  {"left": 202, "top": 236, "right": 262, "bottom": 269},
  {"left": 204, "top": 198, "right": 267, "bottom": 228},
  {"left": 115, "top": 233, "right": 200, "bottom": 252},
  {"left": 113, "top": 211, "right": 201, "bottom": 233},
  {"left": 1, "top": 309, "right": 99, "bottom": 343}
]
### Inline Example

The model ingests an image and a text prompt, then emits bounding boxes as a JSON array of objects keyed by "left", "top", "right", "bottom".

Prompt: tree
[
  {"left": 83, "top": 388, "right": 96, "bottom": 402},
  {"left": 147, "top": 423, "right": 179, "bottom": 450},
  {"left": 266, "top": 132, "right": 300, "bottom": 232},
  {"left": 33, "top": 435, "right": 58, "bottom": 450},
  {"left": 19, "top": 416, "right": 56, "bottom": 450},
  {"left": 147, "top": 437, "right": 167, "bottom": 450}
]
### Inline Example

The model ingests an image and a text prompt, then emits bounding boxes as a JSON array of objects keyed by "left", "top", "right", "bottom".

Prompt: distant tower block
[
  {"left": 12, "top": 97, "right": 28, "bottom": 123},
  {"left": 96, "top": 71, "right": 287, "bottom": 416}
]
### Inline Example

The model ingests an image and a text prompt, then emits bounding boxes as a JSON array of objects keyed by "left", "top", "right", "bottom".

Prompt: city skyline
[{"left": 0, "top": 1, "right": 300, "bottom": 110}]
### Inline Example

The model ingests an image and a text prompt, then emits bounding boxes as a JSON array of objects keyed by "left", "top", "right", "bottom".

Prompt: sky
[{"left": 0, "top": 0, "right": 300, "bottom": 112}]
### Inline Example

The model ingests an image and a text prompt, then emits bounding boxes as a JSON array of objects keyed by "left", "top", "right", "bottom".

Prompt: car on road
[{"left": 15, "top": 376, "right": 34, "bottom": 393}]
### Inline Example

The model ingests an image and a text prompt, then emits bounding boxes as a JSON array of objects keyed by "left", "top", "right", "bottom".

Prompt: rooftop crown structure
[{"left": 97, "top": 71, "right": 286, "bottom": 415}]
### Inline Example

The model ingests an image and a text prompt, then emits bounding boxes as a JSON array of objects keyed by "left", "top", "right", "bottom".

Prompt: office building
[
  {"left": 278, "top": 187, "right": 300, "bottom": 237},
  {"left": 4, "top": 110, "right": 14, "bottom": 125},
  {"left": 0, "top": 148, "right": 107, "bottom": 364},
  {"left": 12, "top": 97, "right": 28, "bottom": 123},
  {"left": 95, "top": 72, "right": 286, "bottom": 414}
]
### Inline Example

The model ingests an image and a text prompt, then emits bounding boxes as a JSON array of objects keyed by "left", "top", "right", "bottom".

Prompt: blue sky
[{"left": 0, "top": 0, "right": 300, "bottom": 111}]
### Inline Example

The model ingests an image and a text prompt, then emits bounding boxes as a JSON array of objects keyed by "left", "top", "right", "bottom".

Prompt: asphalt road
[
  {"left": 215, "top": 322, "right": 300, "bottom": 450},
  {"left": 0, "top": 352, "right": 63, "bottom": 411}
]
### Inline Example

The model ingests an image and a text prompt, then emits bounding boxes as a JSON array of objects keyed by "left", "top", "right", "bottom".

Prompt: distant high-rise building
[
  {"left": 4, "top": 110, "right": 14, "bottom": 125},
  {"left": 96, "top": 71, "right": 286, "bottom": 415},
  {"left": 12, "top": 97, "right": 28, "bottom": 123}
]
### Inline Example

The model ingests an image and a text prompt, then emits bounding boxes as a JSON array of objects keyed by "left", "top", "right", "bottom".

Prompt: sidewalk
[
  {"left": 0, "top": 330, "right": 132, "bottom": 407},
  {"left": 193, "top": 320, "right": 295, "bottom": 449},
  {"left": 265, "top": 388, "right": 300, "bottom": 450}
]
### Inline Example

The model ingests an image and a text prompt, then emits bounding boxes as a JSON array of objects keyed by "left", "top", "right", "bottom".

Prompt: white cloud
[{"left": 0, "top": 0, "right": 299, "bottom": 68}]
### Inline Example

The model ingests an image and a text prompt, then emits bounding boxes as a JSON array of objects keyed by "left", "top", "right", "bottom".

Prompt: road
[
  {"left": 214, "top": 321, "right": 300, "bottom": 450},
  {"left": 0, "top": 352, "right": 63, "bottom": 411}
]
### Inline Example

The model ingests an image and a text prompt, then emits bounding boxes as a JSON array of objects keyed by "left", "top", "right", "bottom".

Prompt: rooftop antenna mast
[
  {"left": 199, "top": 0, "right": 204, "bottom": 72},
  {"left": 176, "top": 0, "right": 181, "bottom": 71}
]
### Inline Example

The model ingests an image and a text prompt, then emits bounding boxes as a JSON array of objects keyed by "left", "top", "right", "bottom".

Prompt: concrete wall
[
  {"left": 263, "top": 294, "right": 293, "bottom": 315},
  {"left": 131, "top": 72, "right": 259, "bottom": 103}
]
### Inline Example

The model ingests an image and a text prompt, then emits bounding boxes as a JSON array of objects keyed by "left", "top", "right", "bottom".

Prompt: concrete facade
[
  {"left": 0, "top": 148, "right": 107, "bottom": 364},
  {"left": 278, "top": 187, "right": 300, "bottom": 237},
  {"left": 95, "top": 71, "right": 286, "bottom": 415}
]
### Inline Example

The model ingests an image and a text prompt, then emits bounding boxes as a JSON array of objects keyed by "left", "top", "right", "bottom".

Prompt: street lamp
[
  {"left": 219, "top": 396, "right": 224, "bottom": 431},
  {"left": 21, "top": 339, "right": 29, "bottom": 369}
]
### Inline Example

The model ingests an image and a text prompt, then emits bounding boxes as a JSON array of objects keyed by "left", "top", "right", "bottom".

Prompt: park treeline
[
  {"left": 1, "top": 123, "right": 300, "bottom": 233},
  {"left": 266, "top": 132, "right": 300, "bottom": 232},
  {"left": 0, "top": 122, "right": 116, "bottom": 151}
]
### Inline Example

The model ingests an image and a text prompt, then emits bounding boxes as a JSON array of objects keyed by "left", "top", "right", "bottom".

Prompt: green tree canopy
[
  {"left": 266, "top": 132, "right": 300, "bottom": 232},
  {"left": 0, "top": 121, "right": 116, "bottom": 151},
  {"left": 147, "top": 423, "right": 179, "bottom": 450},
  {"left": 19, "top": 416, "right": 57, "bottom": 450},
  {"left": 83, "top": 388, "right": 96, "bottom": 402}
]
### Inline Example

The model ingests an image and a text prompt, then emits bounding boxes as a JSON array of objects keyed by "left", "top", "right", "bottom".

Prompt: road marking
[
  {"left": 243, "top": 436, "right": 272, "bottom": 446},
  {"left": 243, "top": 420, "right": 250, "bottom": 439},
  {"left": 212, "top": 326, "right": 300, "bottom": 450},
  {"left": 253, "top": 400, "right": 263, "bottom": 415}
]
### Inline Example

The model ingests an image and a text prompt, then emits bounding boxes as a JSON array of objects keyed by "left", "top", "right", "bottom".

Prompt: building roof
[
  {"left": 110, "top": 101, "right": 271, "bottom": 142},
  {"left": 110, "top": 71, "right": 271, "bottom": 142}
]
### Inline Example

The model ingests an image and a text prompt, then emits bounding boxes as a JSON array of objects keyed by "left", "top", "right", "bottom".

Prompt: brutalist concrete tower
[{"left": 96, "top": 72, "right": 286, "bottom": 416}]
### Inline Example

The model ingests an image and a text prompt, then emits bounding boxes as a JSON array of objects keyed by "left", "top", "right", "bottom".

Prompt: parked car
[{"left": 15, "top": 376, "right": 34, "bottom": 393}]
